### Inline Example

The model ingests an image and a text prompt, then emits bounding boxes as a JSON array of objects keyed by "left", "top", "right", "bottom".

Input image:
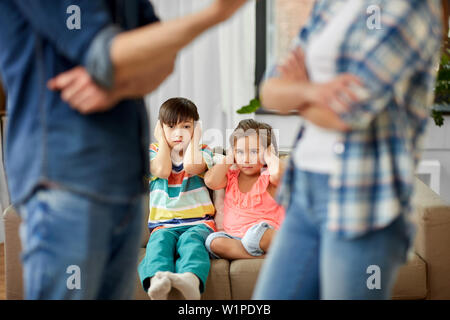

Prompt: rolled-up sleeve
[
  {"left": 85, "top": 0, "right": 160, "bottom": 89},
  {"left": 84, "top": 24, "right": 123, "bottom": 89}
]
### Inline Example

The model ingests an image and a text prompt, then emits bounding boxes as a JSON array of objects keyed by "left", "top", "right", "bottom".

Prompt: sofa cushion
[
  {"left": 201, "top": 259, "right": 232, "bottom": 300},
  {"left": 229, "top": 259, "right": 264, "bottom": 300}
]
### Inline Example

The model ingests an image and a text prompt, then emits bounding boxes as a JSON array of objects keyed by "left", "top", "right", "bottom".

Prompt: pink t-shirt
[{"left": 223, "top": 167, "right": 285, "bottom": 238}]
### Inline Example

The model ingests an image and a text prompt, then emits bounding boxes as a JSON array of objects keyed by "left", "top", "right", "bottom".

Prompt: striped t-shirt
[{"left": 148, "top": 143, "right": 216, "bottom": 233}]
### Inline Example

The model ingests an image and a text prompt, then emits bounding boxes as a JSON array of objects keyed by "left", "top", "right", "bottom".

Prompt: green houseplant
[
  {"left": 236, "top": 97, "right": 261, "bottom": 114},
  {"left": 432, "top": 36, "right": 450, "bottom": 127}
]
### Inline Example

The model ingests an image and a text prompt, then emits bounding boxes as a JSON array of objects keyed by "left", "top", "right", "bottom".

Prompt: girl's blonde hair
[{"left": 229, "top": 119, "right": 278, "bottom": 153}]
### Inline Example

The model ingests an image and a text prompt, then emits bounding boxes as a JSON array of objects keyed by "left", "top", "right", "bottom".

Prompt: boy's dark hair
[
  {"left": 159, "top": 97, "right": 200, "bottom": 126},
  {"left": 229, "top": 119, "right": 278, "bottom": 153}
]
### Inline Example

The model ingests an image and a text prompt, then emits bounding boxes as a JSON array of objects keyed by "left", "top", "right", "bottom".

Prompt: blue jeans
[
  {"left": 253, "top": 168, "right": 410, "bottom": 300},
  {"left": 18, "top": 187, "right": 144, "bottom": 300}
]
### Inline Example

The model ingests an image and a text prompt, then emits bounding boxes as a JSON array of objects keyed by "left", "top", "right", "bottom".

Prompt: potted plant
[
  {"left": 236, "top": 96, "right": 261, "bottom": 114},
  {"left": 432, "top": 36, "right": 450, "bottom": 127}
]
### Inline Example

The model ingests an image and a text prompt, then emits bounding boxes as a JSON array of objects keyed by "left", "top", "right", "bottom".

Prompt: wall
[
  {"left": 270, "top": 0, "right": 314, "bottom": 61},
  {"left": 255, "top": 114, "right": 303, "bottom": 151},
  {"left": 421, "top": 116, "right": 450, "bottom": 204}
]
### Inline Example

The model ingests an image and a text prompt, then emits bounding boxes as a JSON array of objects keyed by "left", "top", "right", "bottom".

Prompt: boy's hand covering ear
[
  {"left": 154, "top": 120, "right": 167, "bottom": 145},
  {"left": 192, "top": 121, "right": 202, "bottom": 144}
]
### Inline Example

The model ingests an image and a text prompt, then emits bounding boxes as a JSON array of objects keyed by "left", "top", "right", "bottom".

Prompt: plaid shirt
[{"left": 276, "top": 0, "right": 444, "bottom": 239}]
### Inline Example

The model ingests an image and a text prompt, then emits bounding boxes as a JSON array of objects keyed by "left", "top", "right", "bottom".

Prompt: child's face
[
  {"left": 234, "top": 135, "right": 265, "bottom": 176},
  {"left": 162, "top": 120, "right": 194, "bottom": 151}
]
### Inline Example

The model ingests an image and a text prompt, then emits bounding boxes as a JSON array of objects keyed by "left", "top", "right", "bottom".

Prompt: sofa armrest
[
  {"left": 2, "top": 205, "right": 24, "bottom": 299},
  {"left": 412, "top": 178, "right": 450, "bottom": 299}
]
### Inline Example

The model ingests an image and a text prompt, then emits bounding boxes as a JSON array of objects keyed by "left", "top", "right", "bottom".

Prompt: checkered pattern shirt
[{"left": 276, "top": 0, "right": 444, "bottom": 238}]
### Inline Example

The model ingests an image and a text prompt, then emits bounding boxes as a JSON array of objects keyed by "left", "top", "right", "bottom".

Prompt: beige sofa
[{"left": 3, "top": 178, "right": 450, "bottom": 300}]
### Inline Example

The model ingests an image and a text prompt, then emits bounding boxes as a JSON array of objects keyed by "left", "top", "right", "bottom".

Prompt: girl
[{"left": 204, "top": 119, "right": 285, "bottom": 260}]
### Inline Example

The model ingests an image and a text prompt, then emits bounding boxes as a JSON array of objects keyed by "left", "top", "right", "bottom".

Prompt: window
[{"left": 255, "top": 0, "right": 315, "bottom": 114}]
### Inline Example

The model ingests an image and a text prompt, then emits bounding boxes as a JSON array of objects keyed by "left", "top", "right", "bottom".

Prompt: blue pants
[
  {"left": 18, "top": 188, "right": 144, "bottom": 299},
  {"left": 253, "top": 168, "right": 411, "bottom": 300},
  {"left": 138, "top": 224, "right": 213, "bottom": 293}
]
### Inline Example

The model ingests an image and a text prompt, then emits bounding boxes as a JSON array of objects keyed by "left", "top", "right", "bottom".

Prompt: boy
[{"left": 138, "top": 97, "right": 215, "bottom": 300}]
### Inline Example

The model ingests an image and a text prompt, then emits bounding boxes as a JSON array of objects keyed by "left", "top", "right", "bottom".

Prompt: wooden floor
[{"left": 0, "top": 243, "right": 5, "bottom": 300}]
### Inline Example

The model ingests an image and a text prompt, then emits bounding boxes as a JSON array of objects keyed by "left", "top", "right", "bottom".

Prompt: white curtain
[{"left": 145, "top": 0, "right": 256, "bottom": 150}]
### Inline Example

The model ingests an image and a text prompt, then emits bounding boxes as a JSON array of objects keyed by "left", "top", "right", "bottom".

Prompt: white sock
[
  {"left": 167, "top": 272, "right": 201, "bottom": 300},
  {"left": 147, "top": 271, "right": 172, "bottom": 300}
]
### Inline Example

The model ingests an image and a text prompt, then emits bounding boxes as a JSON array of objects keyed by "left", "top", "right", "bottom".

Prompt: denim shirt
[{"left": 0, "top": 0, "right": 159, "bottom": 204}]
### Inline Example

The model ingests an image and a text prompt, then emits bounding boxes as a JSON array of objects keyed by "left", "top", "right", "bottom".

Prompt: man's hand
[
  {"left": 209, "top": 0, "right": 249, "bottom": 23},
  {"left": 48, "top": 54, "right": 175, "bottom": 114},
  {"left": 47, "top": 67, "right": 120, "bottom": 114}
]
